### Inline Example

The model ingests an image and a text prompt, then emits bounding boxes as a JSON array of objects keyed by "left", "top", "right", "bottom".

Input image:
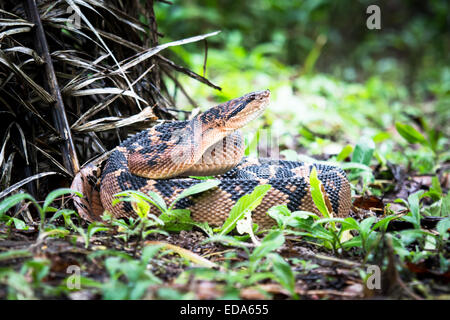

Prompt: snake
[{"left": 71, "top": 90, "right": 352, "bottom": 228}]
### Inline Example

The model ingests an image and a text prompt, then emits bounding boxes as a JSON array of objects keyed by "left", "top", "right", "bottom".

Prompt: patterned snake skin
[{"left": 71, "top": 90, "right": 352, "bottom": 228}]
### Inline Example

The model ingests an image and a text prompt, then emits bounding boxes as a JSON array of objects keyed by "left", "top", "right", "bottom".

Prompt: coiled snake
[{"left": 71, "top": 90, "right": 352, "bottom": 228}]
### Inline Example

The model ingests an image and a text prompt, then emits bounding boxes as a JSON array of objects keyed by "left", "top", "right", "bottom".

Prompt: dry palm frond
[{"left": 0, "top": 0, "right": 221, "bottom": 203}]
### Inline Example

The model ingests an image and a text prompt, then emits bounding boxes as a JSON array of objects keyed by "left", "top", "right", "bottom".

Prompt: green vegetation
[{"left": 0, "top": 0, "right": 448, "bottom": 300}]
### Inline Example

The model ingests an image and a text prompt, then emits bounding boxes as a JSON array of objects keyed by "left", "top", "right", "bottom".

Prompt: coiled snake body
[{"left": 72, "top": 90, "right": 352, "bottom": 228}]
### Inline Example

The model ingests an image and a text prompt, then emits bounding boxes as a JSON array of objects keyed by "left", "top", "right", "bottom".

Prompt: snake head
[{"left": 198, "top": 90, "right": 271, "bottom": 133}]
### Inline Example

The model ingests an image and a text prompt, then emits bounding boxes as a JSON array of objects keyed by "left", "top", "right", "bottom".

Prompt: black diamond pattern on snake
[{"left": 71, "top": 90, "right": 352, "bottom": 228}]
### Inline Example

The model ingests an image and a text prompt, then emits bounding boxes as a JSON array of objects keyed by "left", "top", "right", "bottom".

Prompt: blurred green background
[{"left": 152, "top": 0, "right": 449, "bottom": 176}]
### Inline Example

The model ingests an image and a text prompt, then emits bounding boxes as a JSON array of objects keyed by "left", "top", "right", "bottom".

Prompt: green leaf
[
  {"left": 190, "top": 221, "right": 214, "bottom": 236},
  {"left": 372, "top": 131, "right": 391, "bottom": 143},
  {"left": 146, "top": 190, "right": 168, "bottom": 213},
  {"left": 11, "top": 218, "right": 28, "bottom": 230},
  {"left": 341, "top": 217, "right": 360, "bottom": 230},
  {"left": 113, "top": 190, "right": 166, "bottom": 214},
  {"left": 169, "top": 180, "right": 220, "bottom": 210},
  {"left": 339, "top": 162, "right": 373, "bottom": 172},
  {"left": 309, "top": 166, "right": 331, "bottom": 218},
  {"left": 220, "top": 184, "right": 271, "bottom": 235},
  {"left": 269, "top": 253, "right": 298, "bottom": 299},
  {"left": 399, "top": 229, "right": 431, "bottom": 245},
  {"left": 280, "top": 149, "right": 299, "bottom": 161},
  {"left": 431, "top": 176, "right": 443, "bottom": 196},
  {"left": 342, "top": 235, "right": 363, "bottom": 249},
  {"left": 83, "top": 222, "right": 109, "bottom": 248},
  {"left": 359, "top": 216, "right": 376, "bottom": 237},
  {"left": 131, "top": 197, "right": 150, "bottom": 219},
  {"left": 437, "top": 217, "right": 450, "bottom": 240},
  {"left": 0, "top": 193, "right": 40, "bottom": 215},
  {"left": 442, "top": 193, "right": 450, "bottom": 217},
  {"left": 141, "top": 245, "right": 163, "bottom": 264},
  {"left": 43, "top": 188, "right": 83, "bottom": 213},
  {"left": 395, "top": 122, "right": 427, "bottom": 145},
  {"left": 351, "top": 138, "right": 375, "bottom": 166},
  {"left": 336, "top": 144, "right": 353, "bottom": 161},
  {"left": 0, "top": 249, "right": 32, "bottom": 261},
  {"left": 250, "top": 230, "right": 285, "bottom": 262},
  {"left": 372, "top": 215, "right": 400, "bottom": 232},
  {"left": 406, "top": 190, "right": 424, "bottom": 228},
  {"left": 159, "top": 209, "right": 194, "bottom": 231},
  {"left": 267, "top": 205, "right": 291, "bottom": 228}
]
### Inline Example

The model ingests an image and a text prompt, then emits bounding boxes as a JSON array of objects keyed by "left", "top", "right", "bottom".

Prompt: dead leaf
[{"left": 353, "top": 195, "right": 384, "bottom": 211}]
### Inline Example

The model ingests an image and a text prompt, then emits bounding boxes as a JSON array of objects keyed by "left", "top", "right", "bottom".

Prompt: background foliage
[{"left": 0, "top": 0, "right": 449, "bottom": 300}]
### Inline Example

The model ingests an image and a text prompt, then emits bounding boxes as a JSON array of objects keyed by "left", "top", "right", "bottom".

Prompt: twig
[
  {"left": 146, "top": 0, "right": 161, "bottom": 90},
  {"left": 157, "top": 54, "right": 221, "bottom": 90},
  {"left": 312, "top": 253, "right": 362, "bottom": 267},
  {"left": 22, "top": 0, "right": 80, "bottom": 176},
  {"left": 161, "top": 67, "right": 199, "bottom": 108},
  {"left": 202, "top": 39, "right": 208, "bottom": 77}
]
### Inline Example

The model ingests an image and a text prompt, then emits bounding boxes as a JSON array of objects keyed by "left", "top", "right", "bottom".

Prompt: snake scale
[{"left": 71, "top": 90, "right": 352, "bottom": 228}]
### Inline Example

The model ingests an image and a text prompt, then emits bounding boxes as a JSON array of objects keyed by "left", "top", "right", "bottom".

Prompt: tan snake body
[{"left": 71, "top": 90, "right": 352, "bottom": 228}]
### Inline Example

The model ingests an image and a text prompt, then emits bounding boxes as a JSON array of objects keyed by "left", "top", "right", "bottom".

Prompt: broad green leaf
[
  {"left": 103, "top": 281, "right": 128, "bottom": 300},
  {"left": 169, "top": 180, "right": 220, "bottom": 210},
  {"left": 372, "top": 214, "right": 400, "bottom": 232},
  {"left": 437, "top": 217, "right": 450, "bottom": 239},
  {"left": 442, "top": 193, "right": 450, "bottom": 217},
  {"left": 269, "top": 253, "right": 298, "bottom": 298},
  {"left": 11, "top": 218, "right": 28, "bottom": 230},
  {"left": 359, "top": 216, "right": 376, "bottom": 237},
  {"left": 190, "top": 221, "right": 214, "bottom": 236},
  {"left": 431, "top": 176, "right": 443, "bottom": 196},
  {"left": 0, "top": 249, "right": 31, "bottom": 261},
  {"left": 129, "top": 279, "right": 156, "bottom": 300},
  {"left": 342, "top": 217, "right": 360, "bottom": 230},
  {"left": 131, "top": 197, "right": 150, "bottom": 219},
  {"left": 267, "top": 205, "right": 291, "bottom": 228},
  {"left": 395, "top": 122, "right": 427, "bottom": 145},
  {"left": 113, "top": 190, "right": 166, "bottom": 214},
  {"left": 220, "top": 184, "right": 271, "bottom": 235},
  {"left": 0, "top": 193, "right": 40, "bottom": 214},
  {"left": 280, "top": 149, "right": 299, "bottom": 161},
  {"left": 146, "top": 190, "right": 168, "bottom": 212},
  {"left": 309, "top": 166, "right": 332, "bottom": 218},
  {"left": 159, "top": 208, "right": 194, "bottom": 231},
  {"left": 342, "top": 235, "right": 363, "bottom": 249},
  {"left": 339, "top": 162, "right": 372, "bottom": 172},
  {"left": 399, "top": 229, "right": 431, "bottom": 245},
  {"left": 250, "top": 230, "right": 284, "bottom": 262},
  {"left": 87, "top": 249, "right": 133, "bottom": 262},
  {"left": 336, "top": 144, "right": 353, "bottom": 161},
  {"left": 351, "top": 138, "right": 375, "bottom": 166},
  {"left": 372, "top": 131, "right": 391, "bottom": 143},
  {"left": 141, "top": 245, "right": 164, "bottom": 264},
  {"left": 188, "top": 176, "right": 214, "bottom": 180},
  {"left": 38, "top": 228, "right": 70, "bottom": 240},
  {"left": 407, "top": 190, "right": 424, "bottom": 228},
  {"left": 43, "top": 188, "right": 83, "bottom": 213}
]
